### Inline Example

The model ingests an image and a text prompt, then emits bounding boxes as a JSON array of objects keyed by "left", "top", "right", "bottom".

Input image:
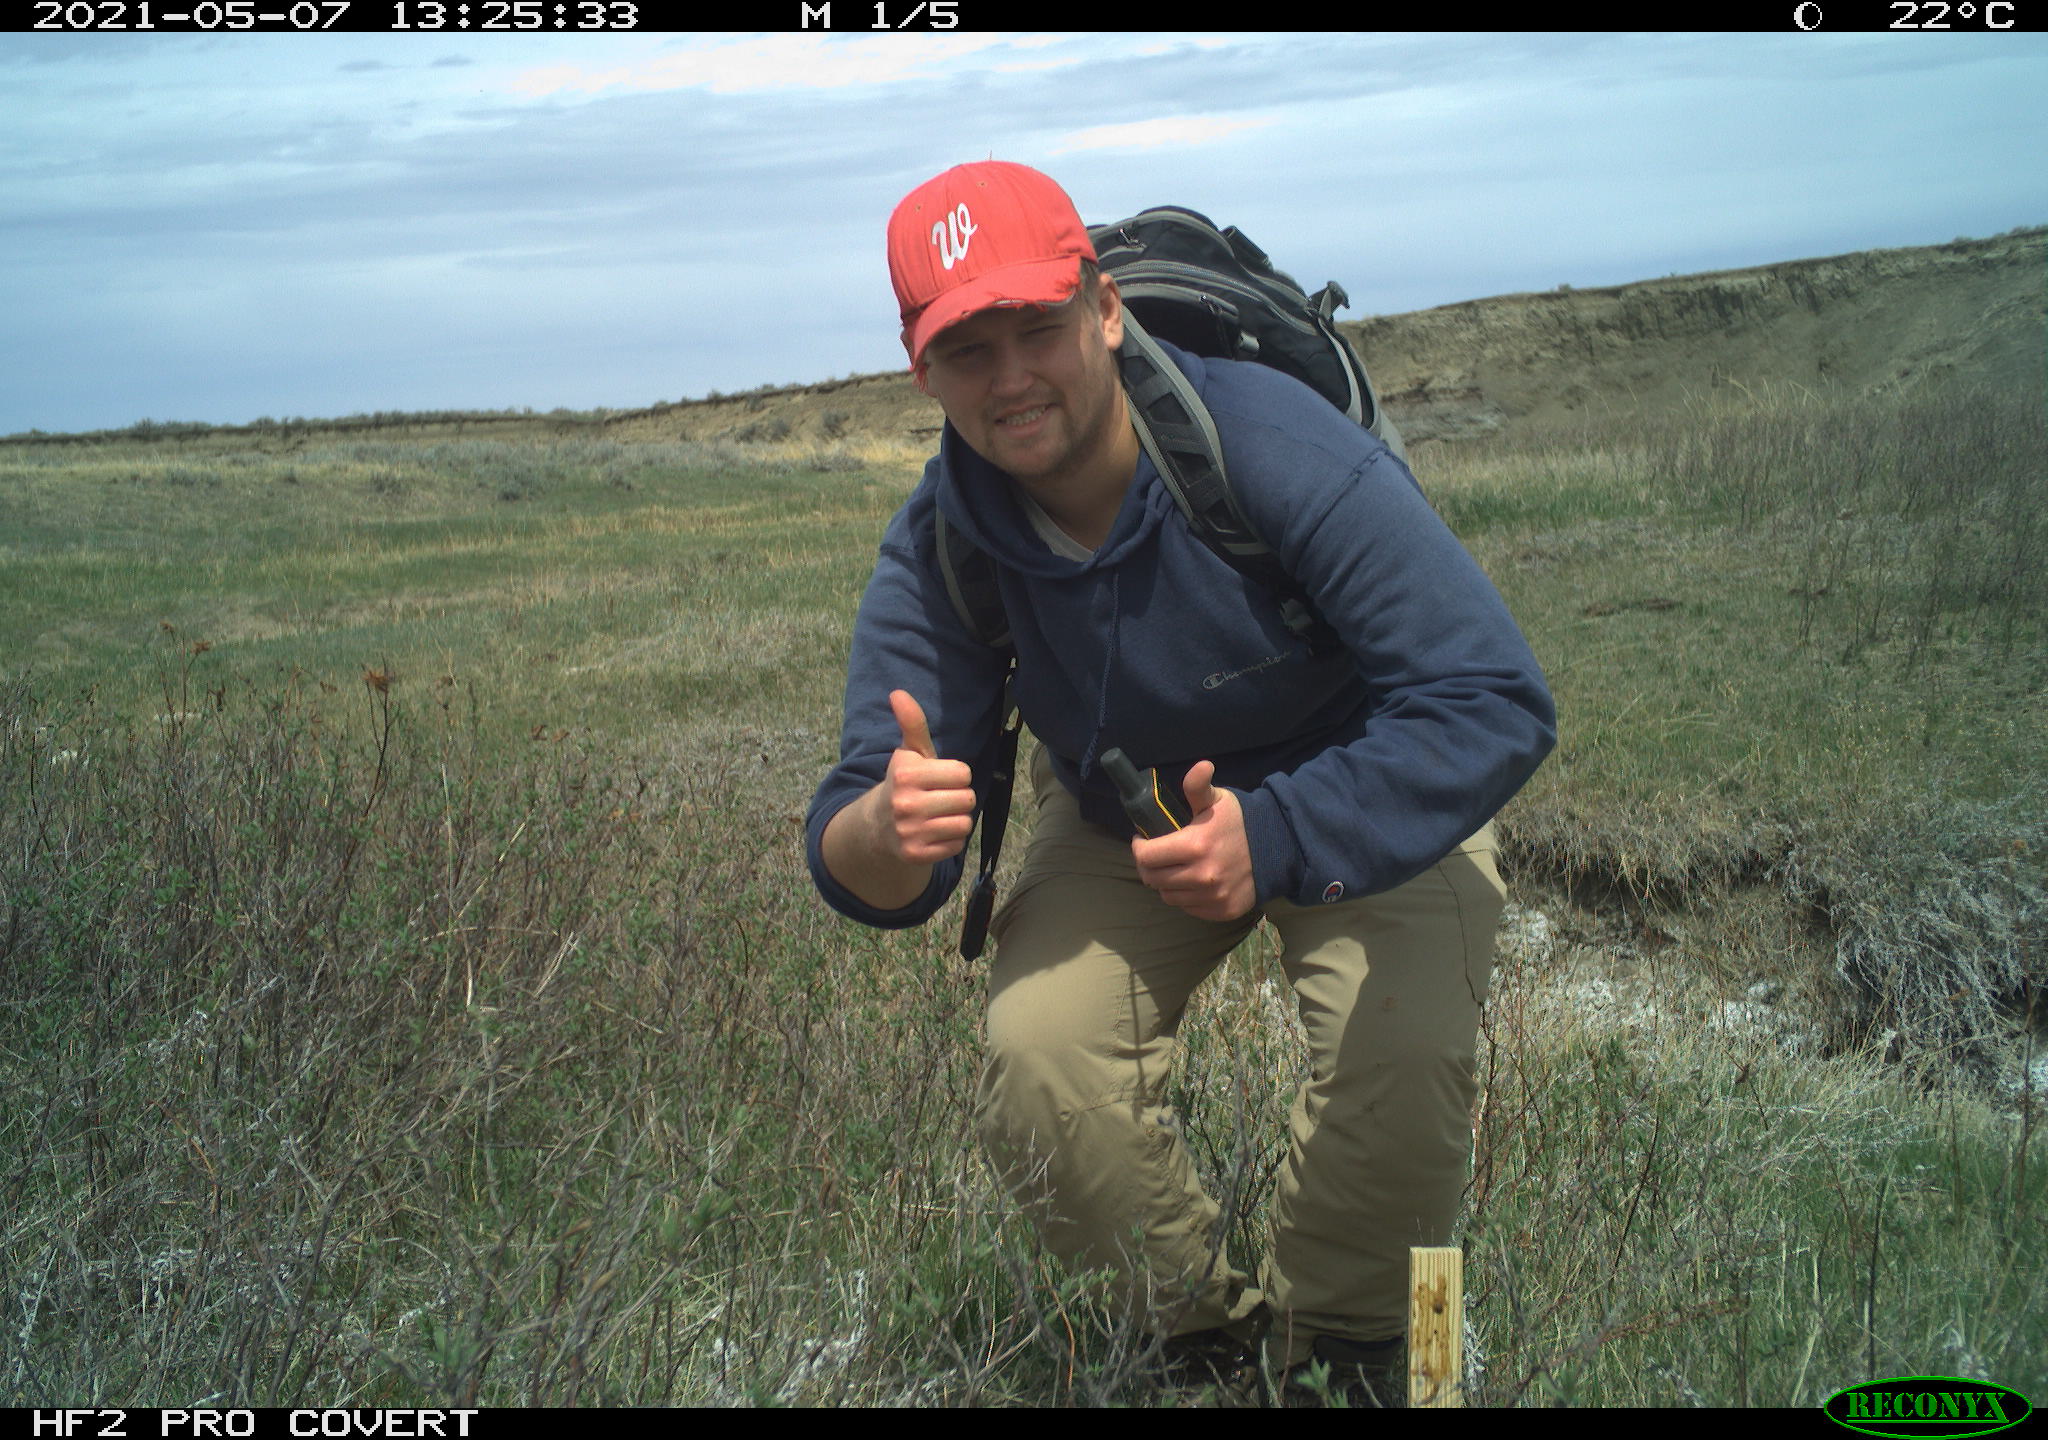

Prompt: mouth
[{"left": 996, "top": 404, "right": 1051, "bottom": 430}]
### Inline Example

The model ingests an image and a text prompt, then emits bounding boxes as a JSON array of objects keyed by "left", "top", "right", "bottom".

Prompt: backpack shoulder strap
[
  {"left": 1116, "top": 311, "right": 1342, "bottom": 658},
  {"left": 934, "top": 504, "right": 1011, "bottom": 651},
  {"left": 930, "top": 504, "right": 1020, "bottom": 962},
  {"left": 930, "top": 316, "right": 1343, "bottom": 660}
]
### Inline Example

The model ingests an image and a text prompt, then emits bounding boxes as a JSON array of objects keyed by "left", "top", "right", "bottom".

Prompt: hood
[
  {"left": 931, "top": 394, "right": 1181, "bottom": 576},
  {"left": 923, "top": 340, "right": 1225, "bottom": 792}
]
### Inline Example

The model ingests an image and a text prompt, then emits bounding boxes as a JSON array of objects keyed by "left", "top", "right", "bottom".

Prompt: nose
[{"left": 988, "top": 336, "right": 1033, "bottom": 397}]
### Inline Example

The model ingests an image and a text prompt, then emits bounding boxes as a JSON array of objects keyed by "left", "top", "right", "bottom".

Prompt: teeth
[{"left": 1001, "top": 406, "right": 1047, "bottom": 427}]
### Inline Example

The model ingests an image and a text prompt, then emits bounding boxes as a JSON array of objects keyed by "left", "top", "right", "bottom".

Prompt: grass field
[{"left": 2, "top": 385, "right": 2042, "bottom": 1406}]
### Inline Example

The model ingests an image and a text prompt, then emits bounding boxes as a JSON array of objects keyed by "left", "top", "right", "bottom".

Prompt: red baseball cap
[{"left": 888, "top": 161, "right": 1098, "bottom": 372}]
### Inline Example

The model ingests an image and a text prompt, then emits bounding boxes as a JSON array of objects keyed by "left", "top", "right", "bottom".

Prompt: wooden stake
[{"left": 1409, "top": 1245, "right": 1464, "bottom": 1407}]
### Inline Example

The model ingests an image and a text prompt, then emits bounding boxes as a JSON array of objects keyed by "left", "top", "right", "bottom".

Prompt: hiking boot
[
  {"left": 1282, "top": 1333, "right": 1408, "bottom": 1408},
  {"left": 1150, "top": 1326, "right": 1264, "bottom": 1407}
]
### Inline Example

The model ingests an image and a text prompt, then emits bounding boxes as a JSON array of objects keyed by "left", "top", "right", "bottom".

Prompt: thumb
[
  {"left": 889, "top": 689, "right": 937, "bottom": 760},
  {"left": 1182, "top": 760, "right": 1218, "bottom": 815}
]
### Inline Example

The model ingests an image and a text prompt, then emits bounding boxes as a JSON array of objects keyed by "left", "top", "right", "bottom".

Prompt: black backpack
[
  {"left": 936, "top": 204, "right": 1408, "bottom": 660},
  {"left": 1098, "top": 205, "right": 1405, "bottom": 443},
  {"left": 941, "top": 206, "right": 1408, "bottom": 960}
]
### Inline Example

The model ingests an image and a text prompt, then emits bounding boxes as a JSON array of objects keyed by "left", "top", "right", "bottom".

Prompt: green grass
[
  {"left": 1, "top": 386, "right": 2042, "bottom": 1406},
  {"left": 1427, "top": 387, "right": 2045, "bottom": 1071},
  {"left": 0, "top": 436, "right": 894, "bottom": 759}
]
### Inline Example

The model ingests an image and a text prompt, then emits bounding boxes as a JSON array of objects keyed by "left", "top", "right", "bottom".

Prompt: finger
[
  {"left": 891, "top": 796, "right": 974, "bottom": 863},
  {"left": 902, "top": 814, "right": 974, "bottom": 854},
  {"left": 893, "top": 778, "right": 977, "bottom": 821},
  {"left": 889, "top": 689, "right": 936, "bottom": 760},
  {"left": 1132, "top": 854, "right": 1197, "bottom": 902},
  {"left": 1131, "top": 827, "right": 1199, "bottom": 871},
  {"left": 1150, "top": 879, "right": 1226, "bottom": 920},
  {"left": 893, "top": 749, "right": 975, "bottom": 793},
  {"left": 1182, "top": 760, "right": 1218, "bottom": 815},
  {"left": 1129, "top": 834, "right": 1167, "bottom": 880}
]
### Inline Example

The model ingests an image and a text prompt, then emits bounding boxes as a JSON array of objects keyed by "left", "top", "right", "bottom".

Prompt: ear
[{"left": 1097, "top": 271, "right": 1125, "bottom": 351}]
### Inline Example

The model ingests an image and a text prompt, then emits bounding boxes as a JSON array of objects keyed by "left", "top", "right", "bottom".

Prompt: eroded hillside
[
  {"left": 1357, "top": 228, "right": 2046, "bottom": 444},
  {"left": 605, "top": 227, "right": 2045, "bottom": 456}
]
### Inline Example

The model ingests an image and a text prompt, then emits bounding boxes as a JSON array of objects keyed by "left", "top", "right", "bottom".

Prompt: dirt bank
[{"left": 602, "top": 227, "right": 2045, "bottom": 454}]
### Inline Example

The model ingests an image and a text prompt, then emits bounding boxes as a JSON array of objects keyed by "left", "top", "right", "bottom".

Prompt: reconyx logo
[{"left": 1824, "top": 1376, "right": 2031, "bottom": 1438}]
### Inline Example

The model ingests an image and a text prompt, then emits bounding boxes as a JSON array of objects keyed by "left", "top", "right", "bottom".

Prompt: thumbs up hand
[
  {"left": 1131, "top": 760, "right": 1257, "bottom": 922},
  {"left": 877, "top": 690, "right": 978, "bottom": 865},
  {"left": 1180, "top": 760, "right": 1221, "bottom": 818}
]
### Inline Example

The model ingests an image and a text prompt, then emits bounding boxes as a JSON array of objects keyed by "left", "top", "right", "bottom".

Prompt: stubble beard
[{"left": 989, "top": 353, "right": 1122, "bottom": 490}]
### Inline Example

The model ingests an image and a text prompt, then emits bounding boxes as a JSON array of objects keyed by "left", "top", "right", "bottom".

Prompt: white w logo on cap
[{"left": 930, "top": 202, "right": 978, "bottom": 271}]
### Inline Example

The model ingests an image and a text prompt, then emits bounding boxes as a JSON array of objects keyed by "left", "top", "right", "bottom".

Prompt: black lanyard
[{"left": 957, "top": 663, "right": 1021, "bottom": 961}]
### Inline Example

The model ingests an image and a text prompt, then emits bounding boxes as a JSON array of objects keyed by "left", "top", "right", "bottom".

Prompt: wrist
[{"left": 825, "top": 781, "right": 934, "bottom": 913}]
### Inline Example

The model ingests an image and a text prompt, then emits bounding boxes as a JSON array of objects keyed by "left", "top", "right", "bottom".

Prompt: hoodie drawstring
[{"left": 1077, "top": 568, "right": 1122, "bottom": 783}]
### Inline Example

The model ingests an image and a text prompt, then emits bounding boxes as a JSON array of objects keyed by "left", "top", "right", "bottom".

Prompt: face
[{"left": 918, "top": 273, "right": 1127, "bottom": 487}]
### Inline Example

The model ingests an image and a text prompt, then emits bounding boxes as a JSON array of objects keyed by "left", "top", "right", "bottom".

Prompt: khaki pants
[{"left": 979, "top": 746, "right": 1504, "bottom": 1366}]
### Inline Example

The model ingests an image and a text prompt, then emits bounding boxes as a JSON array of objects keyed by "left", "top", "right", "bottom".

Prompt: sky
[{"left": 3, "top": 30, "right": 2045, "bottom": 437}]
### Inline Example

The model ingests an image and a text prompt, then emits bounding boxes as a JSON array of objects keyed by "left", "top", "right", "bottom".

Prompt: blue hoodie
[{"left": 805, "top": 340, "right": 1556, "bottom": 929}]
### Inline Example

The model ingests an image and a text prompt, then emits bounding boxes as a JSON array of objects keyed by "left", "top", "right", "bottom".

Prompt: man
[{"left": 805, "top": 160, "right": 1555, "bottom": 1403}]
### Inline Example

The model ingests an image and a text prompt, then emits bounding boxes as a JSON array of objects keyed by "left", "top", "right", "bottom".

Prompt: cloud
[
  {"left": 505, "top": 33, "right": 1016, "bottom": 98},
  {"left": 1049, "top": 114, "right": 1276, "bottom": 155}
]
